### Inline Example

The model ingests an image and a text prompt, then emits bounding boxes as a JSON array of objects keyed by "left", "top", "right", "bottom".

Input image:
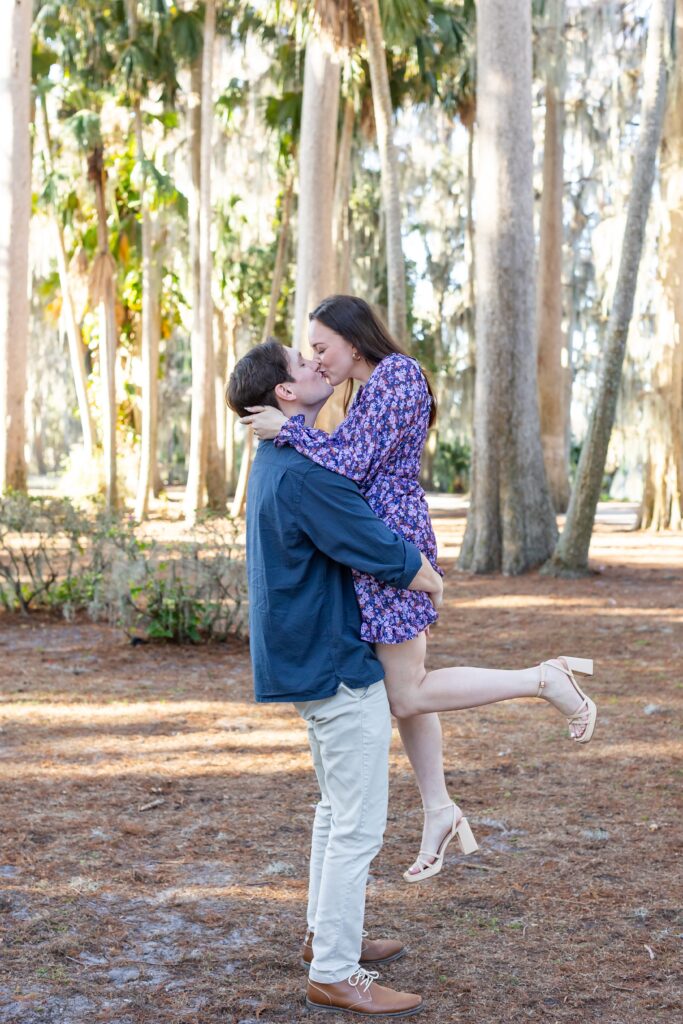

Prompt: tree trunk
[
  {"left": 461, "top": 102, "right": 476, "bottom": 434},
  {"left": 262, "top": 173, "right": 294, "bottom": 341},
  {"left": 293, "top": 28, "right": 340, "bottom": 353},
  {"left": 40, "top": 96, "right": 96, "bottom": 464},
  {"left": 88, "top": 146, "right": 118, "bottom": 510},
  {"left": 546, "top": 0, "right": 674, "bottom": 573},
  {"left": 0, "top": 0, "right": 31, "bottom": 493},
  {"left": 536, "top": 0, "right": 571, "bottom": 513},
  {"left": 457, "top": 0, "right": 558, "bottom": 575},
  {"left": 210, "top": 301, "right": 229, "bottom": 504},
  {"left": 638, "top": 0, "right": 683, "bottom": 532},
  {"left": 229, "top": 429, "right": 253, "bottom": 519},
  {"left": 217, "top": 306, "right": 237, "bottom": 493},
  {"left": 333, "top": 94, "right": 355, "bottom": 294},
  {"left": 318, "top": 92, "right": 357, "bottom": 435},
  {"left": 184, "top": 0, "right": 219, "bottom": 520},
  {"left": 357, "top": 0, "right": 406, "bottom": 343},
  {"left": 133, "top": 103, "right": 161, "bottom": 521}
]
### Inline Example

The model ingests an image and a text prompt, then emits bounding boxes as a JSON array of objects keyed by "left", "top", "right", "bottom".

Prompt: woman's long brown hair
[{"left": 308, "top": 295, "right": 437, "bottom": 427}]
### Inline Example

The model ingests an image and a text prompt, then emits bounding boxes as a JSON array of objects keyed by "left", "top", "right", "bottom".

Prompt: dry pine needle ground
[{"left": 0, "top": 511, "right": 682, "bottom": 1024}]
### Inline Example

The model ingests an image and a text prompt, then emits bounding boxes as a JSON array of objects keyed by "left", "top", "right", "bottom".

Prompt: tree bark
[
  {"left": 216, "top": 306, "right": 237, "bottom": 493},
  {"left": 458, "top": 0, "right": 558, "bottom": 575},
  {"left": 293, "top": 28, "right": 340, "bottom": 353},
  {"left": 88, "top": 146, "right": 118, "bottom": 510},
  {"left": 546, "top": 0, "right": 674, "bottom": 573},
  {"left": 638, "top": 0, "right": 683, "bottom": 532},
  {"left": 126, "top": 1, "right": 161, "bottom": 521},
  {"left": 229, "top": 429, "right": 253, "bottom": 519},
  {"left": 184, "top": 0, "right": 220, "bottom": 520},
  {"left": 461, "top": 102, "right": 476, "bottom": 434},
  {"left": 262, "top": 174, "right": 294, "bottom": 341},
  {"left": 132, "top": 104, "right": 162, "bottom": 520},
  {"left": 356, "top": 0, "right": 406, "bottom": 343},
  {"left": 40, "top": 96, "right": 96, "bottom": 465},
  {"left": 0, "top": 0, "right": 31, "bottom": 493},
  {"left": 333, "top": 94, "right": 355, "bottom": 294},
  {"left": 536, "top": 0, "right": 571, "bottom": 513}
]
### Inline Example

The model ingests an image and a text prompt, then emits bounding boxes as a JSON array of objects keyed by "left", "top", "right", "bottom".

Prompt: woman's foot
[
  {"left": 538, "top": 657, "right": 597, "bottom": 742},
  {"left": 403, "top": 802, "right": 478, "bottom": 882}
]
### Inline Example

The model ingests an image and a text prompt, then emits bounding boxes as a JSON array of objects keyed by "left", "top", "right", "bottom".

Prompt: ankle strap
[{"left": 423, "top": 801, "right": 455, "bottom": 813}]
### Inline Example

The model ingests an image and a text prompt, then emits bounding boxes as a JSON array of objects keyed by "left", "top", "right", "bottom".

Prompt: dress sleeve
[
  {"left": 291, "top": 462, "right": 423, "bottom": 588},
  {"left": 274, "top": 356, "right": 427, "bottom": 485}
]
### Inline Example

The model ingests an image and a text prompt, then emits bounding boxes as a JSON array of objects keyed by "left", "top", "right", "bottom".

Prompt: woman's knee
[{"left": 387, "top": 680, "right": 422, "bottom": 718}]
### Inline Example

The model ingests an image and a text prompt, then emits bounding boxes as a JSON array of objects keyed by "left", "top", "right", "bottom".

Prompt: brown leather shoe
[
  {"left": 306, "top": 969, "right": 423, "bottom": 1017},
  {"left": 301, "top": 929, "right": 406, "bottom": 968}
]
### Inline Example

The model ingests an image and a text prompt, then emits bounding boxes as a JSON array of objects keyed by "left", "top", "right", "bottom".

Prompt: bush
[
  {"left": 0, "top": 493, "right": 248, "bottom": 643},
  {"left": 433, "top": 438, "right": 471, "bottom": 493}
]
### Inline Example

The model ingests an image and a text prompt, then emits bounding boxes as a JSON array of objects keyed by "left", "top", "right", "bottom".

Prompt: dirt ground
[{"left": 1, "top": 507, "right": 682, "bottom": 1024}]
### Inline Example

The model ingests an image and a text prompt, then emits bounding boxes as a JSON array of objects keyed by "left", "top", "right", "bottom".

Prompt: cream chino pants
[{"left": 294, "top": 679, "right": 392, "bottom": 984}]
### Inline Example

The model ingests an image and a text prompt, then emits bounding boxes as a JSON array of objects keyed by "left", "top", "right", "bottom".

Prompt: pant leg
[
  {"left": 303, "top": 718, "right": 332, "bottom": 931},
  {"left": 296, "top": 680, "right": 392, "bottom": 984}
]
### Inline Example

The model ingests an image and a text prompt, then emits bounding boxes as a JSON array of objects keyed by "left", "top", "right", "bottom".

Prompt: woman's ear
[{"left": 274, "top": 381, "right": 296, "bottom": 403}]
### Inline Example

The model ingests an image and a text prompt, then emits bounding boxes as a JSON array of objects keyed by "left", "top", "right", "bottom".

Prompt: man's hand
[
  {"left": 240, "top": 405, "right": 288, "bottom": 440},
  {"left": 428, "top": 575, "right": 444, "bottom": 610},
  {"left": 408, "top": 553, "right": 443, "bottom": 607}
]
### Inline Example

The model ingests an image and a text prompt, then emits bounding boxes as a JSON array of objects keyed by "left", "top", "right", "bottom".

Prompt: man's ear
[{"left": 274, "top": 381, "right": 297, "bottom": 403}]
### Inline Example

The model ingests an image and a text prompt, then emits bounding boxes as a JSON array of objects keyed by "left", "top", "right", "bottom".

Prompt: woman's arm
[
  {"left": 246, "top": 356, "right": 428, "bottom": 484},
  {"left": 408, "top": 553, "right": 443, "bottom": 608}
]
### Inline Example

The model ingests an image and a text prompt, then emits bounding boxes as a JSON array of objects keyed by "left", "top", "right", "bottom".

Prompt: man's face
[{"left": 281, "top": 346, "right": 333, "bottom": 407}]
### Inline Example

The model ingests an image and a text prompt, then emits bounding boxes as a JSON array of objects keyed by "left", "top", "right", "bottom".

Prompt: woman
[{"left": 241, "top": 295, "right": 596, "bottom": 883}]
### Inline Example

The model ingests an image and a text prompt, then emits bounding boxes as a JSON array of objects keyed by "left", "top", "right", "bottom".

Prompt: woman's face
[{"left": 308, "top": 319, "right": 362, "bottom": 386}]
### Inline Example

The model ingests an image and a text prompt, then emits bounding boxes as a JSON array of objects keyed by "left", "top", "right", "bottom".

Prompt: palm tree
[
  {"left": 355, "top": 0, "right": 406, "bottom": 341},
  {"left": 638, "top": 0, "right": 683, "bottom": 532},
  {"left": 37, "top": 90, "right": 96, "bottom": 466},
  {"left": 0, "top": 0, "right": 31, "bottom": 492},
  {"left": 536, "top": 0, "right": 571, "bottom": 513},
  {"left": 458, "top": 0, "right": 558, "bottom": 574},
  {"left": 125, "top": 0, "right": 163, "bottom": 521},
  {"left": 184, "top": 0, "right": 218, "bottom": 521},
  {"left": 292, "top": 11, "right": 341, "bottom": 352},
  {"left": 546, "top": 0, "right": 674, "bottom": 574}
]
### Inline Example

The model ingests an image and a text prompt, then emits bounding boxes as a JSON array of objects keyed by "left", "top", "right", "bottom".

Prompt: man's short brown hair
[{"left": 226, "top": 338, "right": 294, "bottom": 417}]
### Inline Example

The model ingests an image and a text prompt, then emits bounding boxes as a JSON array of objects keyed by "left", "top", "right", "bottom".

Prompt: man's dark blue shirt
[{"left": 246, "top": 439, "right": 423, "bottom": 702}]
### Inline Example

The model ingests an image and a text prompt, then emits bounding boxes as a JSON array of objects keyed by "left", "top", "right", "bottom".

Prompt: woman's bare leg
[
  {"left": 379, "top": 636, "right": 587, "bottom": 723},
  {"left": 377, "top": 634, "right": 594, "bottom": 875},
  {"left": 393, "top": 712, "right": 458, "bottom": 873},
  {"left": 377, "top": 636, "right": 466, "bottom": 876}
]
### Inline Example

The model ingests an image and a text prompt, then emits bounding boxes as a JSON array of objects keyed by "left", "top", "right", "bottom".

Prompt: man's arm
[{"left": 292, "top": 462, "right": 428, "bottom": 591}]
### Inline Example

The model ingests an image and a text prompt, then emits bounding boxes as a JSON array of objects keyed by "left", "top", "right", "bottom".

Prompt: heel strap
[{"left": 537, "top": 663, "right": 547, "bottom": 699}]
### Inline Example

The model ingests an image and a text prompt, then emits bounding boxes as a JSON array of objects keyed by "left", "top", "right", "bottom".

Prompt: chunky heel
[
  {"left": 562, "top": 657, "right": 593, "bottom": 676},
  {"left": 403, "top": 802, "right": 477, "bottom": 883},
  {"left": 538, "top": 657, "right": 597, "bottom": 743},
  {"left": 455, "top": 817, "right": 479, "bottom": 855}
]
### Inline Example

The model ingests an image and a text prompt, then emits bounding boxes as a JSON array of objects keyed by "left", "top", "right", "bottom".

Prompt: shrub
[{"left": 0, "top": 494, "right": 248, "bottom": 643}]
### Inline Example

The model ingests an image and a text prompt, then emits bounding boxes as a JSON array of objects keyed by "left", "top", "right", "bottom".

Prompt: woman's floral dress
[{"left": 274, "top": 353, "right": 441, "bottom": 644}]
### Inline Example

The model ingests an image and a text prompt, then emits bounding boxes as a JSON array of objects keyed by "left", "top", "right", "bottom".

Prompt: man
[{"left": 227, "top": 339, "right": 443, "bottom": 1017}]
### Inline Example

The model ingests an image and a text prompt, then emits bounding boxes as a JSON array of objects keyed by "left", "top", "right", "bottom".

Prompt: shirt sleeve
[
  {"left": 291, "top": 462, "right": 422, "bottom": 589},
  {"left": 274, "top": 356, "right": 427, "bottom": 485}
]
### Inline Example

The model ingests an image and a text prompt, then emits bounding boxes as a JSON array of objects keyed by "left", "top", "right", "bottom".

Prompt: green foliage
[
  {"left": 170, "top": 10, "right": 204, "bottom": 64},
  {"left": 66, "top": 110, "right": 103, "bottom": 152},
  {"left": 433, "top": 438, "right": 471, "bottom": 494}
]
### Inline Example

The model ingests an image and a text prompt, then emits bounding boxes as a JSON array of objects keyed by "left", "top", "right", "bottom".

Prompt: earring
[{"left": 352, "top": 351, "right": 361, "bottom": 361}]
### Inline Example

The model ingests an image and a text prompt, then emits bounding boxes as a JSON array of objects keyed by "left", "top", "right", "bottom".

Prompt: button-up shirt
[{"left": 246, "top": 440, "right": 422, "bottom": 702}]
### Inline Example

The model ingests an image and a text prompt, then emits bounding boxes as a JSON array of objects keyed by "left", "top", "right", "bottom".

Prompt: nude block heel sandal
[
  {"left": 538, "top": 656, "right": 597, "bottom": 744},
  {"left": 403, "top": 803, "right": 479, "bottom": 883}
]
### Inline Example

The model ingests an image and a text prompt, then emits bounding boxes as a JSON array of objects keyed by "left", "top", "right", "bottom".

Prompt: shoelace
[{"left": 348, "top": 967, "right": 379, "bottom": 993}]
